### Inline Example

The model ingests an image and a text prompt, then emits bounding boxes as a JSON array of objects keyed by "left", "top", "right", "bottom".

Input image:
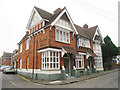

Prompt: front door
[
  {"left": 88, "top": 57, "right": 92, "bottom": 69},
  {"left": 64, "top": 58, "right": 70, "bottom": 75}
]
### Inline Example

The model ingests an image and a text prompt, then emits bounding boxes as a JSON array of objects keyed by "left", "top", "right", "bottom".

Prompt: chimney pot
[{"left": 83, "top": 24, "right": 88, "bottom": 29}]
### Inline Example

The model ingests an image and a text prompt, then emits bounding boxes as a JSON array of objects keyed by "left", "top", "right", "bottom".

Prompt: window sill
[
  {"left": 41, "top": 69, "right": 61, "bottom": 71},
  {"left": 26, "top": 49, "right": 29, "bottom": 51},
  {"left": 55, "top": 40, "right": 70, "bottom": 45},
  {"left": 76, "top": 68, "right": 85, "bottom": 70}
]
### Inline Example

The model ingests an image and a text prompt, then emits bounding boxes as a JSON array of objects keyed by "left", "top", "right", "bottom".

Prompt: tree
[{"left": 102, "top": 35, "right": 119, "bottom": 70}]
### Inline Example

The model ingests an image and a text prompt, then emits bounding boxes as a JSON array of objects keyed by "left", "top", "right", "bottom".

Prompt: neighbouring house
[
  {"left": 16, "top": 6, "right": 104, "bottom": 81},
  {"left": 2, "top": 52, "right": 12, "bottom": 66},
  {"left": 0, "top": 57, "right": 2, "bottom": 66},
  {"left": 113, "top": 47, "right": 120, "bottom": 64},
  {"left": 11, "top": 49, "right": 18, "bottom": 69}
]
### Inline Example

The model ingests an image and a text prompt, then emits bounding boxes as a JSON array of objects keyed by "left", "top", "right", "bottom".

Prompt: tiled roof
[
  {"left": 34, "top": 6, "right": 65, "bottom": 24},
  {"left": 34, "top": 6, "right": 53, "bottom": 21},
  {"left": 3, "top": 52, "right": 12, "bottom": 58},
  {"left": 85, "top": 25, "right": 98, "bottom": 39},
  {"left": 62, "top": 46, "right": 77, "bottom": 55},
  {"left": 74, "top": 24, "right": 89, "bottom": 39},
  {"left": 75, "top": 24, "right": 98, "bottom": 39},
  {"left": 86, "top": 49, "right": 97, "bottom": 57},
  {"left": 18, "top": 32, "right": 29, "bottom": 44},
  {"left": 77, "top": 47, "right": 97, "bottom": 57},
  {"left": 34, "top": 6, "right": 98, "bottom": 40}
]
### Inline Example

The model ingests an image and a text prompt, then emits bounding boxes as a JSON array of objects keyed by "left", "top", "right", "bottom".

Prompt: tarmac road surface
[{"left": 2, "top": 70, "right": 119, "bottom": 88}]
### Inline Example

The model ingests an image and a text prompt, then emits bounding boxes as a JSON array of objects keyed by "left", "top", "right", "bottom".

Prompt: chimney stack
[
  {"left": 54, "top": 8, "right": 62, "bottom": 14},
  {"left": 26, "top": 31, "right": 29, "bottom": 34},
  {"left": 83, "top": 24, "right": 88, "bottom": 29}
]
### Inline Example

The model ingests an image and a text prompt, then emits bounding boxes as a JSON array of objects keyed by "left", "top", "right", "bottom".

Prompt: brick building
[
  {"left": 0, "top": 57, "right": 2, "bottom": 66},
  {"left": 15, "top": 6, "right": 103, "bottom": 81},
  {"left": 11, "top": 49, "right": 18, "bottom": 69},
  {"left": 2, "top": 52, "right": 12, "bottom": 66}
]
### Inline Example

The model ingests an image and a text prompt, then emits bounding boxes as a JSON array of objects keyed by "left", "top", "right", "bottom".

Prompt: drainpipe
[{"left": 32, "top": 34, "right": 35, "bottom": 79}]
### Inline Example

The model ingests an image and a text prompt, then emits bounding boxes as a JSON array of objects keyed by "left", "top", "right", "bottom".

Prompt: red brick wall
[
  {"left": 18, "top": 25, "right": 77, "bottom": 70},
  {"left": 2, "top": 58, "right": 11, "bottom": 66}
]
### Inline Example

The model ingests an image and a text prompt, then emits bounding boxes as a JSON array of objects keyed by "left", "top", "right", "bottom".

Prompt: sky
[{"left": 0, "top": 0, "right": 119, "bottom": 56}]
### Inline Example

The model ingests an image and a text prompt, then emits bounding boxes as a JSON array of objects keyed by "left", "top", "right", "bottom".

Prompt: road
[{"left": 2, "top": 70, "right": 119, "bottom": 88}]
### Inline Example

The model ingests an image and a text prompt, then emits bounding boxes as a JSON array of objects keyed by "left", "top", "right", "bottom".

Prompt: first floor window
[
  {"left": 75, "top": 54, "right": 84, "bottom": 69},
  {"left": 20, "top": 44, "right": 22, "bottom": 53},
  {"left": 55, "top": 28, "right": 70, "bottom": 44},
  {"left": 41, "top": 51, "right": 60, "bottom": 70},
  {"left": 26, "top": 39, "right": 29, "bottom": 50},
  {"left": 19, "top": 58, "right": 22, "bottom": 69}
]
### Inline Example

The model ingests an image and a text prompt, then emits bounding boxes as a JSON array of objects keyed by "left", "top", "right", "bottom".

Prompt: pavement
[{"left": 16, "top": 68, "right": 119, "bottom": 85}]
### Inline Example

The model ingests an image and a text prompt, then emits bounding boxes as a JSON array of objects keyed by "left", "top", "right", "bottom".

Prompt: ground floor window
[
  {"left": 41, "top": 51, "right": 60, "bottom": 70},
  {"left": 75, "top": 54, "right": 84, "bottom": 69},
  {"left": 94, "top": 53, "right": 103, "bottom": 68},
  {"left": 19, "top": 58, "right": 22, "bottom": 69},
  {"left": 14, "top": 61, "right": 16, "bottom": 69}
]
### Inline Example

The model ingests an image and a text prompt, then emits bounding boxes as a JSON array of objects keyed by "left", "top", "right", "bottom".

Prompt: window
[
  {"left": 55, "top": 29, "right": 70, "bottom": 44},
  {"left": 20, "top": 44, "right": 22, "bottom": 53},
  {"left": 75, "top": 54, "right": 84, "bottom": 69},
  {"left": 41, "top": 51, "right": 60, "bottom": 70},
  {"left": 14, "top": 61, "right": 16, "bottom": 69},
  {"left": 93, "top": 42, "right": 101, "bottom": 51},
  {"left": 94, "top": 53, "right": 103, "bottom": 68},
  {"left": 78, "top": 37, "right": 90, "bottom": 48},
  {"left": 26, "top": 56, "right": 29, "bottom": 70},
  {"left": 19, "top": 58, "right": 22, "bottom": 69},
  {"left": 26, "top": 39, "right": 29, "bottom": 50}
]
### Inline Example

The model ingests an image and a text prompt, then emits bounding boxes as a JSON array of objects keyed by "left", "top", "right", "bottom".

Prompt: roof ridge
[
  {"left": 34, "top": 6, "right": 53, "bottom": 15},
  {"left": 87, "top": 25, "right": 98, "bottom": 30}
]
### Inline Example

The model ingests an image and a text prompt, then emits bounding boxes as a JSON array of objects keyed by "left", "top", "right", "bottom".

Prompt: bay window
[
  {"left": 41, "top": 51, "right": 60, "bottom": 70},
  {"left": 75, "top": 54, "right": 84, "bottom": 69}
]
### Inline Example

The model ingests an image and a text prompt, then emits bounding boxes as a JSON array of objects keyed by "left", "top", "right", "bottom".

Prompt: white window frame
[
  {"left": 94, "top": 53, "right": 103, "bottom": 68},
  {"left": 20, "top": 44, "right": 22, "bottom": 53},
  {"left": 26, "top": 39, "right": 29, "bottom": 50},
  {"left": 41, "top": 51, "right": 60, "bottom": 70},
  {"left": 14, "top": 61, "right": 16, "bottom": 69},
  {"left": 55, "top": 27, "right": 70, "bottom": 44},
  {"left": 78, "top": 37, "right": 90, "bottom": 48},
  {"left": 19, "top": 58, "right": 22, "bottom": 70},
  {"left": 75, "top": 54, "right": 84, "bottom": 69}
]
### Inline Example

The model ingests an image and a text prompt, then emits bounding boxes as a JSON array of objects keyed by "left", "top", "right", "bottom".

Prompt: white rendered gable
[
  {"left": 30, "top": 12, "right": 42, "bottom": 29},
  {"left": 55, "top": 18, "right": 73, "bottom": 32},
  {"left": 26, "top": 7, "right": 42, "bottom": 30},
  {"left": 51, "top": 8, "right": 78, "bottom": 34},
  {"left": 93, "top": 27, "right": 103, "bottom": 42}
]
